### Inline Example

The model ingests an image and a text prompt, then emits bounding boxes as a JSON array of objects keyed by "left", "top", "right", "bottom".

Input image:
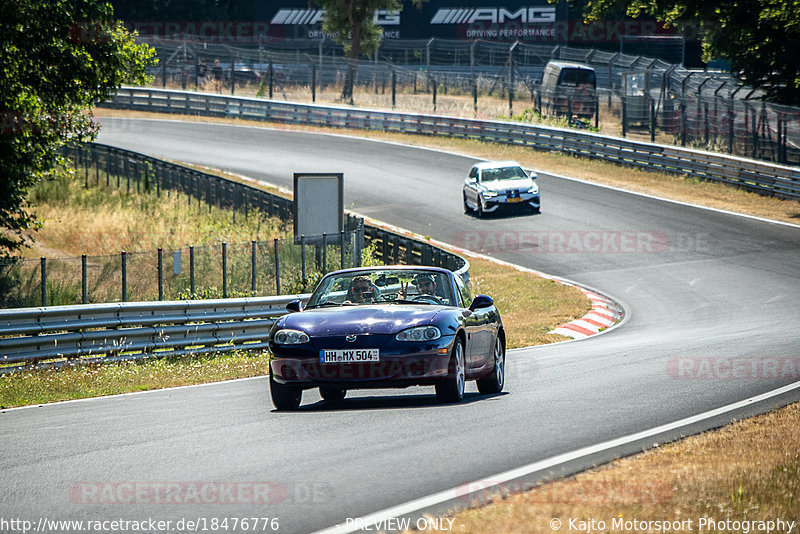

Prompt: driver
[{"left": 345, "top": 276, "right": 380, "bottom": 304}]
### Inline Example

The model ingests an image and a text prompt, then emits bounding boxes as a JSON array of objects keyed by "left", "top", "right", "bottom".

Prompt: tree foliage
[
  {"left": 0, "top": 0, "right": 156, "bottom": 256},
  {"left": 580, "top": 0, "right": 800, "bottom": 105},
  {"left": 315, "top": 0, "right": 424, "bottom": 103}
]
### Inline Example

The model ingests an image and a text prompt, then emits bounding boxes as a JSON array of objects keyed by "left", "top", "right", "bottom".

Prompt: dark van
[{"left": 540, "top": 61, "right": 597, "bottom": 120}]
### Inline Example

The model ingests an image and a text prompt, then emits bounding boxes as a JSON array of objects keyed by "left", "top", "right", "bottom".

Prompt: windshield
[
  {"left": 306, "top": 269, "right": 455, "bottom": 307},
  {"left": 480, "top": 166, "right": 528, "bottom": 183}
]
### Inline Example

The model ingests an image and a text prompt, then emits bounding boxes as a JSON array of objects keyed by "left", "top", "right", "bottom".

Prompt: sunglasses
[{"left": 354, "top": 286, "right": 372, "bottom": 293}]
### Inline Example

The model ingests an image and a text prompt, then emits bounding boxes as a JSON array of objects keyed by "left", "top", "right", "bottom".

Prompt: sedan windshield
[
  {"left": 306, "top": 269, "right": 455, "bottom": 307},
  {"left": 480, "top": 166, "right": 528, "bottom": 182}
]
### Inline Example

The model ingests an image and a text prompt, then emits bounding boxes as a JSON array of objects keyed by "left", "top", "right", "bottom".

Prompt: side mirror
[
  {"left": 285, "top": 299, "right": 302, "bottom": 313},
  {"left": 466, "top": 177, "right": 477, "bottom": 185},
  {"left": 469, "top": 295, "right": 494, "bottom": 311}
]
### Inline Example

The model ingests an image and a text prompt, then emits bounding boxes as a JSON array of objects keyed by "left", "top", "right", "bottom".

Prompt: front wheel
[
  {"left": 435, "top": 340, "right": 466, "bottom": 403},
  {"left": 463, "top": 193, "right": 471, "bottom": 214},
  {"left": 270, "top": 371, "right": 302, "bottom": 411},
  {"left": 477, "top": 336, "right": 505, "bottom": 394},
  {"left": 476, "top": 196, "right": 485, "bottom": 218}
]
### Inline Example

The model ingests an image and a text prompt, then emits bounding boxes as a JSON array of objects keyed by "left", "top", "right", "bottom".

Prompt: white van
[{"left": 540, "top": 61, "right": 597, "bottom": 119}]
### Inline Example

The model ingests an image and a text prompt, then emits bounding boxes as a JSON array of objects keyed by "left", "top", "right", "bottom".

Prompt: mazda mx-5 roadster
[{"left": 268, "top": 266, "right": 506, "bottom": 410}]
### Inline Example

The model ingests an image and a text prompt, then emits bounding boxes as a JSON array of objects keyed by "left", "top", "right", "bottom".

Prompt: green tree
[
  {"left": 580, "top": 0, "right": 800, "bottom": 105},
  {"left": 315, "top": 0, "right": 424, "bottom": 104},
  {"left": 0, "top": 0, "right": 156, "bottom": 256}
]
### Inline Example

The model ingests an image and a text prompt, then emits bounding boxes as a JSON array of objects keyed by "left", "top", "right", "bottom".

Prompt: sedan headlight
[
  {"left": 527, "top": 183, "right": 539, "bottom": 194},
  {"left": 481, "top": 190, "right": 499, "bottom": 198},
  {"left": 273, "top": 329, "right": 310, "bottom": 345},
  {"left": 396, "top": 326, "right": 441, "bottom": 342}
]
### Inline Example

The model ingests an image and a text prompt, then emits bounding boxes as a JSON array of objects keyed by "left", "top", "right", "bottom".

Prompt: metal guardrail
[
  {"left": 104, "top": 87, "right": 800, "bottom": 200},
  {"left": 0, "top": 295, "right": 304, "bottom": 373}
]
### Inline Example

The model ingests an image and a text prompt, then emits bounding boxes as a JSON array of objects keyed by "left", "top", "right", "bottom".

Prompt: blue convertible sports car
[{"left": 268, "top": 266, "right": 506, "bottom": 410}]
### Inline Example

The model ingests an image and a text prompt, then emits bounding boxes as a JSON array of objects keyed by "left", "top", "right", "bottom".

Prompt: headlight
[
  {"left": 273, "top": 329, "right": 310, "bottom": 345},
  {"left": 481, "top": 190, "right": 499, "bottom": 198},
  {"left": 396, "top": 326, "right": 441, "bottom": 342},
  {"left": 528, "top": 183, "right": 539, "bottom": 194}
]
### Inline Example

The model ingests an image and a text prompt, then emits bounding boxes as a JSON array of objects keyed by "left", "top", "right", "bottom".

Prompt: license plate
[
  {"left": 320, "top": 349, "right": 380, "bottom": 363},
  {"left": 507, "top": 197, "right": 524, "bottom": 203}
]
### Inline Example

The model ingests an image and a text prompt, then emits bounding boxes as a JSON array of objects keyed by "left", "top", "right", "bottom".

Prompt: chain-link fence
[
  {"left": 138, "top": 37, "right": 800, "bottom": 166},
  {"left": 0, "top": 233, "right": 363, "bottom": 308}
]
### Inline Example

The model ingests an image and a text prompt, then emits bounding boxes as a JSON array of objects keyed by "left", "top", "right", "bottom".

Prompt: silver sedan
[{"left": 463, "top": 161, "right": 540, "bottom": 217}]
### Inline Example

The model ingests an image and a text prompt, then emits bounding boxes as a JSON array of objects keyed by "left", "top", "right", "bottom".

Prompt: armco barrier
[
  {"left": 0, "top": 296, "right": 301, "bottom": 372},
  {"left": 102, "top": 87, "right": 800, "bottom": 201}
]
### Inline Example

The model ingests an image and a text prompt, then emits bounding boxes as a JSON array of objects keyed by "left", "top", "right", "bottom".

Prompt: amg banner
[
  {"left": 125, "top": 1, "right": 676, "bottom": 44},
  {"left": 257, "top": 0, "right": 568, "bottom": 41}
]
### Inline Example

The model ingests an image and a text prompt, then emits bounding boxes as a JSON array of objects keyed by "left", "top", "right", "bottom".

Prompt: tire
[
  {"left": 477, "top": 336, "right": 505, "bottom": 395},
  {"left": 435, "top": 340, "right": 466, "bottom": 403},
  {"left": 270, "top": 371, "right": 302, "bottom": 411},
  {"left": 463, "top": 193, "right": 471, "bottom": 214},
  {"left": 319, "top": 386, "right": 346, "bottom": 402},
  {"left": 476, "top": 196, "right": 485, "bottom": 218}
]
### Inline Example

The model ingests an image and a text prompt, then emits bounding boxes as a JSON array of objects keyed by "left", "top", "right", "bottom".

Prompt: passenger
[{"left": 399, "top": 274, "right": 437, "bottom": 298}]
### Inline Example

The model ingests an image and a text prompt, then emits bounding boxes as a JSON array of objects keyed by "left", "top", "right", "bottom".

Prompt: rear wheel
[
  {"left": 319, "top": 386, "right": 346, "bottom": 403},
  {"left": 270, "top": 371, "right": 302, "bottom": 411},
  {"left": 477, "top": 336, "right": 505, "bottom": 394},
  {"left": 435, "top": 340, "right": 466, "bottom": 403}
]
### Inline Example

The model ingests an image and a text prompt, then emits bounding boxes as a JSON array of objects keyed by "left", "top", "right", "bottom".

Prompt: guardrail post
[
  {"left": 121, "top": 251, "right": 127, "bottom": 302},
  {"left": 432, "top": 77, "right": 437, "bottom": 112},
  {"left": 274, "top": 238, "right": 281, "bottom": 294},
  {"left": 251, "top": 240, "right": 257, "bottom": 295},
  {"left": 190, "top": 245, "right": 195, "bottom": 295},
  {"left": 222, "top": 242, "right": 228, "bottom": 298},
  {"left": 82, "top": 254, "right": 87, "bottom": 304},
  {"left": 40, "top": 257, "right": 47, "bottom": 306},
  {"left": 158, "top": 248, "right": 164, "bottom": 300}
]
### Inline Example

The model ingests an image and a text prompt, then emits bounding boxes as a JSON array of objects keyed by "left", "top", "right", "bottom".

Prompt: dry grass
[
  {"left": 23, "top": 166, "right": 286, "bottom": 259},
  {"left": 415, "top": 402, "right": 800, "bottom": 533},
  {"left": 0, "top": 353, "right": 270, "bottom": 409},
  {"left": 94, "top": 108, "right": 800, "bottom": 226}
]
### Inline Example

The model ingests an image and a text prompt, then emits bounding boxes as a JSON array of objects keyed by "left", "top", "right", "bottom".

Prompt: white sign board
[{"left": 293, "top": 173, "right": 343, "bottom": 243}]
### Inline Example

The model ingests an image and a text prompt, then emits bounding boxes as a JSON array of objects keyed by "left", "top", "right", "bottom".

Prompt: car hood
[
  {"left": 278, "top": 305, "right": 443, "bottom": 336},
  {"left": 481, "top": 178, "right": 534, "bottom": 193}
]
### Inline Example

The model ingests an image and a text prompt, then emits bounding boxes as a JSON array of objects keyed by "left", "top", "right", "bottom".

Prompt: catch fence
[{"left": 140, "top": 37, "right": 800, "bottom": 166}]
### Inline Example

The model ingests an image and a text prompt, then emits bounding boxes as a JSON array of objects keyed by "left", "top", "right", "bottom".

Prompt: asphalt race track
[{"left": 2, "top": 117, "right": 799, "bottom": 533}]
